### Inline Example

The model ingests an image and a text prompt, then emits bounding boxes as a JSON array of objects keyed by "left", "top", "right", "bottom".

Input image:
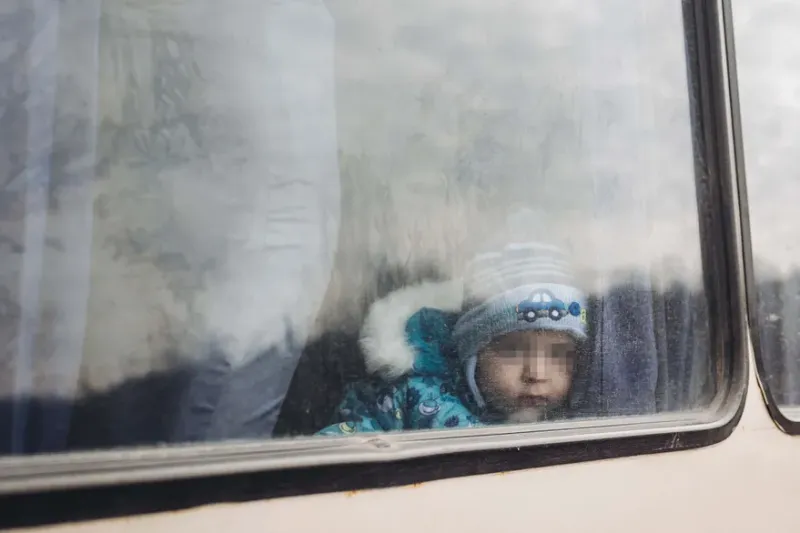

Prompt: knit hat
[{"left": 452, "top": 210, "right": 588, "bottom": 408}]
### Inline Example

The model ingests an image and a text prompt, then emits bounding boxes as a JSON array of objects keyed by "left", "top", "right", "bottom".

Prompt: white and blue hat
[{"left": 452, "top": 235, "right": 588, "bottom": 408}]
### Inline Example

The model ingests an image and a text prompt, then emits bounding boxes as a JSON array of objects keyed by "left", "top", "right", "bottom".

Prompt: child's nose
[{"left": 521, "top": 356, "right": 549, "bottom": 383}]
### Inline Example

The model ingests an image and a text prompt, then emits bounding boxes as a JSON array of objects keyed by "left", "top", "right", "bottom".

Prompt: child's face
[{"left": 476, "top": 330, "right": 576, "bottom": 423}]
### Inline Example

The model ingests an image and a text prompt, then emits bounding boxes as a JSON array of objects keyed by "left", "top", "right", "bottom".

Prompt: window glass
[
  {"left": 734, "top": 0, "right": 800, "bottom": 421},
  {"left": 0, "top": 0, "right": 717, "bottom": 456}
]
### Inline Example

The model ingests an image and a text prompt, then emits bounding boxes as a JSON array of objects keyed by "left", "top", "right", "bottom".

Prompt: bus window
[
  {"left": 734, "top": 0, "right": 800, "bottom": 429},
  {"left": 0, "top": 0, "right": 742, "bottom": 493}
]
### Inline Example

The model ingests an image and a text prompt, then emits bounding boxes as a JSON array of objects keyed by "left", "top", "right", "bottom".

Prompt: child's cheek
[
  {"left": 550, "top": 368, "right": 573, "bottom": 401},
  {"left": 491, "top": 363, "right": 525, "bottom": 400}
]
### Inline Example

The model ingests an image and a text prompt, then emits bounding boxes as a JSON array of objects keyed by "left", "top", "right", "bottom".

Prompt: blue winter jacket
[{"left": 317, "top": 307, "right": 484, "bottom": 435}]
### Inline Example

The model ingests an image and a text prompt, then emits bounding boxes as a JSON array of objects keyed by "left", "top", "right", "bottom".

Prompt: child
[{"left": 317, "top": 238, "right": 588, "bottom": 435}]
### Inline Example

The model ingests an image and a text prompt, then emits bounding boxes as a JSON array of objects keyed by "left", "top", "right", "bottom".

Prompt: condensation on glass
[
  {"left": 0, "top": 0, "right": 716, "bottom": 456},
  {"left": 734, "top": 0, "right": 800, "bottom": 421}
]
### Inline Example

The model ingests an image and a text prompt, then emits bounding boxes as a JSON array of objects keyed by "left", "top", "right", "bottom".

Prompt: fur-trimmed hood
[{"left": 359, "top": 280, "right": 464, "bottom": 379}]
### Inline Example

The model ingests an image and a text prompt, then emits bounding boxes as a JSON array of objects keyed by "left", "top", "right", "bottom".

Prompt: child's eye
[
  {"left": 489, "top": 345, "right": 525, "bottom": 359},
  {"left": 552, "top": 344, "right": 576, "bottom": 358}
]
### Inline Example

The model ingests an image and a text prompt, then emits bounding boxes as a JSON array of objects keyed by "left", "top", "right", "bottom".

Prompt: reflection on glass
[
  {"left": 734, "top": 0, "right": 800, "bottom": 420},
  {"left": 0, "top": 0, "right": 715, "bottom": 455}
]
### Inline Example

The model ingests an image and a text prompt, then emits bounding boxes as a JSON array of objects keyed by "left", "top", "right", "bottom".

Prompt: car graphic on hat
[{"left": 516, "top": 289, "right": 568, "bottom": 322}]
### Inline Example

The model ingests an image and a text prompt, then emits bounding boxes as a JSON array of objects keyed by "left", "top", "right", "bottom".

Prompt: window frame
[{"left": 0, "top": 0, "right": 749, "bottom": 528}]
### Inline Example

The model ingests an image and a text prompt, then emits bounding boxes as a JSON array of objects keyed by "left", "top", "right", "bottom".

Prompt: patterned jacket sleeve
[
  {"left": 317, "top": 379, "right": 408, "bottom": 435},
  {"left": 318, "top": 374, "right": 485, "bottom": 435},
  {"left": 403, "top": 376, "right": 485, "bottom": 430}
]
